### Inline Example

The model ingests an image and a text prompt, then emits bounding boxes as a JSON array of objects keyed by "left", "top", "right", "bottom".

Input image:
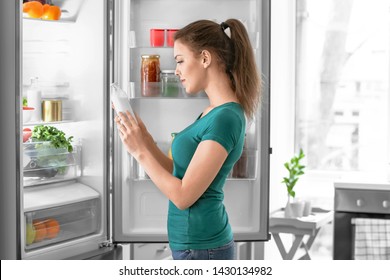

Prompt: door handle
[
  {"left": 156, "top": 245, "right": 168, "bottom": 253},
  {"left": 356, "top": 199, "right": 364, "bottom": 207}
]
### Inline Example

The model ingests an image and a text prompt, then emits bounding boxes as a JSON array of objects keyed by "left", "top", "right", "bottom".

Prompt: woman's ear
[{"left": 201, "top": 50, "right": 211, "bottom": 68}]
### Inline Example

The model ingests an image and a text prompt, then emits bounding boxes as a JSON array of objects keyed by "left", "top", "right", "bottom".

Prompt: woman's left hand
[{"left": 115, "top": 111, "right": 150, "bottom": 159}]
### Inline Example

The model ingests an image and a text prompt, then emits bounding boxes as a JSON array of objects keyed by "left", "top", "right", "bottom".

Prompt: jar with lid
[
  {"left": 161, "top": 70, "right": 180, "bottom": 97},
  {"left": 141, "top": 54, "right": 160, "bottom": 96}
]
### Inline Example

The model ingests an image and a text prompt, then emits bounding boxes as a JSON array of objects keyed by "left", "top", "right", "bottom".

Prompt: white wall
[{"left": 265, "top": 0, "right": 296, "bottom": 259}]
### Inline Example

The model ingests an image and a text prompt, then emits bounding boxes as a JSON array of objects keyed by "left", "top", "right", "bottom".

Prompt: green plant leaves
[
  {"left": 32, "top": 125, "right": 73, "bottom": 153},
  {"left": 281, "top": 149, "right": 305, "bottom": 198}
]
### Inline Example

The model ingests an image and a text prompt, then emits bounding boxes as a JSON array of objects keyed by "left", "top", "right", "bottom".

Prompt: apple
[{"left": 26, "top": 223, "right": 36, "bottom": 245}]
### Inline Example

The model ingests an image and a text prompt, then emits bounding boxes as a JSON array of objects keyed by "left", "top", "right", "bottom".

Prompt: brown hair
[{"left": 174, "top": 19, "right": 261, "bottom": 118}]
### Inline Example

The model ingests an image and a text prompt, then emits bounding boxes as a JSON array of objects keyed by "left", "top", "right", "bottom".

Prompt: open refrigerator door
[
  {"left": 111, "top": 0, "right": 270, "bottom": 252},
  {"left": 0, "top": 0, "right": 113, "bottom": 259}
]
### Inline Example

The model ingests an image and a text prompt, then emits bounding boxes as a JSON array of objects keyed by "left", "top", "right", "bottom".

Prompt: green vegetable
[
  {"left": 23, "top": 97, "right": 28, "bottom": 107},
  {"left": 32, "top": 125, "right": 73, "bottom": 153},
  {"left": 28, "top": 125, "right": 74, "bottom": 176}
]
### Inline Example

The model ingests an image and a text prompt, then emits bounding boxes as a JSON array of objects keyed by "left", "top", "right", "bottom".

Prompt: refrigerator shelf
[
  {"left": 23, "top": 120, "right": 75, "bottom": 126},
  {"left": 128, "top": 81, "right": 207, "bottom": 98}
]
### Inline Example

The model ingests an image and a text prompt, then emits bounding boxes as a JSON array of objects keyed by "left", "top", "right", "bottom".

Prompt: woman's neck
[{"left": 204, "top": 69, "right": 238, "bottom": 108}]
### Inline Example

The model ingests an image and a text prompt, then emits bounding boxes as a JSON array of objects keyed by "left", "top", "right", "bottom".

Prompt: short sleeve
[{"left": 201, "top": 109, "right": 244, "bottom": 153}]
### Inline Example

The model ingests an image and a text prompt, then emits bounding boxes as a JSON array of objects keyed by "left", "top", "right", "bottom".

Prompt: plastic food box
[
  {"left": 23, "top": 141, "right": 81, "bottom": 187},
  {"left": 24, "top": 183, "right": 100, "bottom": 251}
]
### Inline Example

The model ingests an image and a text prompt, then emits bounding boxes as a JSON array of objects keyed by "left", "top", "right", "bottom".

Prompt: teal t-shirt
[{"left": 168, "top": 102, "right": 246, "bottom": 250}]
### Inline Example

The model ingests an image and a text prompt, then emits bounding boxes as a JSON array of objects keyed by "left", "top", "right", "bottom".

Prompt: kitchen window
[
  {"left": 293, "top": 0, "right": 390, "bottom": 259},
  {"left": 295, "top": 0, "right": 390, "bottom": 179}
]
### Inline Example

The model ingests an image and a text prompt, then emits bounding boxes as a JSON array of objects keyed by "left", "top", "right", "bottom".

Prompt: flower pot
[{"left": 284, "top": 198, "right": 305, "bottom": 218}]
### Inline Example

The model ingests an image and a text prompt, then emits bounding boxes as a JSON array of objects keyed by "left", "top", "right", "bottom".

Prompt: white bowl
[{"left": 23, "top": 107, "right": 35, "bottom": 123}]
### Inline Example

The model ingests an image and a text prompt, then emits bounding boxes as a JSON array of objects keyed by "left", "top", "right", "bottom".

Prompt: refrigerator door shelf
[
  {"left": 25, "top": 197, "right": 100, "bottom": 251},
  {"left": 23, "top": 142, "right": 81, "bottom": 187}
]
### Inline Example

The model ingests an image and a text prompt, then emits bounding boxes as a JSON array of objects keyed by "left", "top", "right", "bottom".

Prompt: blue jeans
[{"left": 171, "top": 239, "right": 235, "bottom": 260}]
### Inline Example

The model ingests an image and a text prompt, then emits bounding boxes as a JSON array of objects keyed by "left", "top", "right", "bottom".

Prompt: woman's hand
[{"left": 115, "top": 111, "right": 152, "bottom": 160}]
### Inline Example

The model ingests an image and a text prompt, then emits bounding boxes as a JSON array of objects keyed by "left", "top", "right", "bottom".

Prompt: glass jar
[
  {"left": 141, "top": 54, "right": 160, "bottom": 96},
  {"left": 161, "top": 70, "right": 180, "bottom": 97}
]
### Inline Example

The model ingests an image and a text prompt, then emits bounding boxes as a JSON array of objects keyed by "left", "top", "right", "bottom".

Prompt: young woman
[{"left": 114, "top": 19, "right": 261, "bottom": 260}]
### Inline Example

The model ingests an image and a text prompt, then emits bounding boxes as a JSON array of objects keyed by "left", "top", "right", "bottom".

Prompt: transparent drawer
[
  {"left": 25, "top": 198, "right": 100, "bottom": 251},
  {"left": 23, "top": 141, "right": 81, "bottom": 187}
]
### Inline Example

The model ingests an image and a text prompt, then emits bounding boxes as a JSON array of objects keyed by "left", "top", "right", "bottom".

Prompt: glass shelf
[
  {"left": 23, "top": 120, "right": 74, "bottom": 127},
  {"left": 127, "top": 82, "right": 207, "bottom": 99}
]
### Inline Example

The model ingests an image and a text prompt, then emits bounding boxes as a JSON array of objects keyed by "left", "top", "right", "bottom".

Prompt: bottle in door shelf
[
  {"left": 232, "top": 139, "right": 248, "bottom": 178},
  {"left": 27, "top": 77, "right": 42, "bottom": 122},
  {"left": 141, "top": 54, "right": 160, "bottom": 97}
]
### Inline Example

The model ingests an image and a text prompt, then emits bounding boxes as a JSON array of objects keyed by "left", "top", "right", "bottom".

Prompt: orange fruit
[
  {"left": 42, "top": 5, "right": 61, "bottom": 21},
  {"left": 44, "top": 218, "right": 60, "bottom": 239},
  {"left": 32, "top": 220, "right": 47, "bottom": 242},
  {"left": 23, "top": 2, "right": 32, "bottom": 13},
  {"left": 43, "top": 3, "right": 50, "bottom": 14},
  {"left": 24, "top": 1, "right": 44, "bottom": 19}
]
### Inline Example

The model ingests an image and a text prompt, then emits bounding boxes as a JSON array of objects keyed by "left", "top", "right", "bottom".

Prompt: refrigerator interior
[
  {"left": 113, "top": 0, "right": 269, "bottom": 243},
  {"left": 21, "top": 0, "right": 108, "bottom": 259}
]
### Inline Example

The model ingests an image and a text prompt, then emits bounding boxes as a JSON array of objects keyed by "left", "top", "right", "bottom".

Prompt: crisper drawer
[
  {"left": 24, "top": 183, "right": 101, "bottom": 251},
  {"left": 23, "top": 141, "right": 81, "bottom": 187},
  {"left": 334, "top": 188, "right": 390, "bottom": 214}
]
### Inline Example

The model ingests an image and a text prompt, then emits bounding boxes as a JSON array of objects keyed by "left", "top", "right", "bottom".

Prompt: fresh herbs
[
  {"left": 32, "top": 125, "right": 73, "bottom": 153},
  {"left": 23, "top": 97, "right": 28, "bottom": 107}
]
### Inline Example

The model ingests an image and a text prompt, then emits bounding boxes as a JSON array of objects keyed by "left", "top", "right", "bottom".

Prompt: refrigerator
[{"left": 0, "top": 0, "right": 270, "bottom": 260}]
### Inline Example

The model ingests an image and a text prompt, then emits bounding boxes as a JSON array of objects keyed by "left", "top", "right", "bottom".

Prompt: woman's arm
[
  {"left": 115, "top": 114, "right": 173, "bottom": 174},
  {"left": 116, "top": 111, "right": 228, "bottom": 210}
]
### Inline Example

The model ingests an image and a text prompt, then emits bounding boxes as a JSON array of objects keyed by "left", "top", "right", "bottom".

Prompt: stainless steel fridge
[{"left": 0, "top": 0, "right": 270, "bottom": 260}]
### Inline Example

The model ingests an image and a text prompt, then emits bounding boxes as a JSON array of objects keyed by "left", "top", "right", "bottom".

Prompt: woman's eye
[{"left": 176, "top": 61, "right": 183, "bottom": 64}]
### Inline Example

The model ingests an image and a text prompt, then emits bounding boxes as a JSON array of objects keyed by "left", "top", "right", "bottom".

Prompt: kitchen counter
[{"left": 334, "top": 181, "right": 390, "bottom": 191}]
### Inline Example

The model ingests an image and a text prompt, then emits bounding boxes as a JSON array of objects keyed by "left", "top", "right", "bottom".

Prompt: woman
[{"left": 115, "top": 19, "right": 261, "bottom": 260}]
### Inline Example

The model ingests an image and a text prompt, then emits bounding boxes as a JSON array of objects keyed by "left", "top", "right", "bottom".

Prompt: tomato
[
  {"left": 23, "top": 1, "right": 44, "bottom": 19},
  {"left": 42, "top": 5, "right": 61, "bottom": 21}
]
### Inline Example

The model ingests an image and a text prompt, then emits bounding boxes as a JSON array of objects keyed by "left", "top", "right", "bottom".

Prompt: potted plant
[{"left": 282, "top": 149, "right": 306, "bottom": 218}]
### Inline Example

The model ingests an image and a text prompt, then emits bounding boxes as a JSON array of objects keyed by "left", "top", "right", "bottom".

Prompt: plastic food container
[
  {"left": 161, "top": 70, "right": 180, "bottom": 97},
  {"left": 23, "top": 141, "right": 81, "bottom": 186},
  {"left": 42, "top": 100, "right": 62, "bottom": 122},
  {"left": 150, "top": 29, "right": 165, "bottom": 47},
  {"left": 166, "top": 29, "right": 178, "bottom": 47},
  {"left": 141, "top": 54, "right": 161, "bottom": 96}
]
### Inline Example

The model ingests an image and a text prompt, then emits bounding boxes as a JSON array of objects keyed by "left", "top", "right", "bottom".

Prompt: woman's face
[{"left": 173, "top": 40, "right": 206, "bottom": 94}]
